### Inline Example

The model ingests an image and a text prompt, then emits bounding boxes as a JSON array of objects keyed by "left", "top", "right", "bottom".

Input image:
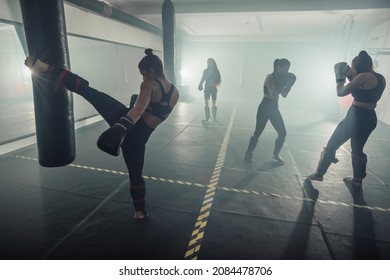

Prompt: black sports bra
[
  {"left": 352, "top": 73, "right": 385, "bottom": 104},
  {"left": 145, "top": 79, "right": 175, "bottom": 121}
]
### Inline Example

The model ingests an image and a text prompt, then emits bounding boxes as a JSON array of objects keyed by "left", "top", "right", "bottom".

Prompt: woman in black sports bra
[
  {"left": 244, "top": 58, "right": 296, "bottom": 163},
  {"left": 25, "top": 48, "right": 180, "bottom": 220},
  {"left": 308, "top": 50, "right": 386, "bottom": 187}
]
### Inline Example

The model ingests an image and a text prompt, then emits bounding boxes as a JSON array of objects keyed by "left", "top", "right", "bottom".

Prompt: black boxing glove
[
  {"left": 97, "top": 115, "right": 134, "bottom": 156},
  {"left": 280, "top": 73, "right": 296, "bottom": 97},
  {"left": 129, "top": 94, "right": 138, "bottom": 109}
]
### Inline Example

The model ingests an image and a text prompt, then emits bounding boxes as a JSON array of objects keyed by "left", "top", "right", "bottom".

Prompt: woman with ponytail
[
  {"left": 25, "top": 48, "right": 180, "bottom": 220},
  {"left": 244, "top": 58, "right": 296, "bottom": 163},
  {"left": 308, "top": 50, "right": 386, "bottom": 188}
]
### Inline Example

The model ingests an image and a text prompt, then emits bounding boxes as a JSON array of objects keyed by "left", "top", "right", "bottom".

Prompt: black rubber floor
[{"left": 1, "top": 96, "right": 389, "bottom": 260}]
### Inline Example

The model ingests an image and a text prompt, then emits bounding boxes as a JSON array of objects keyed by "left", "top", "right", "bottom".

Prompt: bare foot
[{"left": 134, "top": 210, "right": 149, "bottom": 221}]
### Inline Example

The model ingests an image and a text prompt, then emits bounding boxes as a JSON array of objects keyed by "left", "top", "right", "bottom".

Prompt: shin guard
[
  {"left": 352, "top": 153, "right": 367, "bottom": 179},
  {"left": 130, "top": 180, "right": 146, "bottom": 211},
  {"left": 273, "top": 136, "right": 285, "bottom": 157},
  {"left": 212, "top": 106, "right": 217, "bottom": 120},
  {"left": 204, "top": 107, "right": 210, "bottom": 121},
  {"left": 245, "top": 136, "right": 258, "bottom": 162},
  {"left": 47, "top": 67, "right": 93, "bottom": 97},
  {"left": 315, "top": 147, "right": 337, "bottom": 175}
]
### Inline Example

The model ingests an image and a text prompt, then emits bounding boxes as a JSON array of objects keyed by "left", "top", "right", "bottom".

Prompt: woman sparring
[
  {"left": 307, "top": 50, "right": 386, "bottom": 187},
  {"left": 244, "top": 58, "right": 296, "bottom": 164}
]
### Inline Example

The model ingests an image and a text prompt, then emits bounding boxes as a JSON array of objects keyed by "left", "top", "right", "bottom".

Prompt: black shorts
[{"left": 204, "top": 91, "right": 217, "bottom": 101}]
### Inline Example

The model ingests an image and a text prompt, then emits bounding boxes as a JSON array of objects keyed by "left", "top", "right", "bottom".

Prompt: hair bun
[
  {"left": 145, "top": 48, "right": 153, "bottom": 56},
  {"left": 359, "top": 50, "right": 369, "bottom": 58}
]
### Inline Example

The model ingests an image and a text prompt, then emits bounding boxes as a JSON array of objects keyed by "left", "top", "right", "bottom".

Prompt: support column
[
  {"left": 162, "top": 0, "right": 176, "bottom": 84},
  {"left": 14, "top": 24, "right": 28, "bottom": 56},
  {"left": 19, "top": 0, "right": 75, "bottom": 167}
]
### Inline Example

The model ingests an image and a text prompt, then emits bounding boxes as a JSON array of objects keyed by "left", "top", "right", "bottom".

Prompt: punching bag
[
  {"left": 162, "top": 0, "right": 176, "bottom": 84},
  {"left": 19, "top": 0, "right": 75, "bottom": 167}
]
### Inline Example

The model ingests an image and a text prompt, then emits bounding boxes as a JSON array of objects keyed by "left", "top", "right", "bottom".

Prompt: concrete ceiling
[{"left": 103, "top": 0, "right": 390, "bottom": 42}]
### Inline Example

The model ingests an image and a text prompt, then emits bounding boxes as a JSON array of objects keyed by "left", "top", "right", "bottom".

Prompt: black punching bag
[
  {"left": 162, "top": 0, "right": 176, "bottom": 84},
  {"left": 19, "top": 0, "right": 75, "bottom": 167}
]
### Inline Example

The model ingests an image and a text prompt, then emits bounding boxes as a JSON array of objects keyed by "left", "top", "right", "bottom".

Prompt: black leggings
[
  {"left": 253, "top": 98, "right": 286, "bottom": 156},
  {"left": 85, "top": 89, "right": 154, "bottom": 210},
  {"left": 73, "top": 87, "right": 153, "bottom": 212},
  {"left": 47, "top": 67, "right": 154, "bottom": 210},
  {"left": 326, "top": 105, "right": 376, "bottom": 159},
  {"left": 83, "top": 89, "right": 154, "bottom": 185},
  {"left": 317, "top": 105, "right": 377, "bottom": 179}
]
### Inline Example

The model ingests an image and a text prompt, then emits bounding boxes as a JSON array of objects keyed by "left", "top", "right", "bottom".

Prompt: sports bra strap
[
  {"left": 154, "top": 79, "right": 166, "bottom": 94},
  {"left": 154, "top": 79, "right": 174, "bottom": 95}
]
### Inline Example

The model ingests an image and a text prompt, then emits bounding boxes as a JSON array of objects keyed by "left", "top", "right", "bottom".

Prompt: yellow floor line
[{"left": 184, "top": 103, "right": 238, "bottom": 260}]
